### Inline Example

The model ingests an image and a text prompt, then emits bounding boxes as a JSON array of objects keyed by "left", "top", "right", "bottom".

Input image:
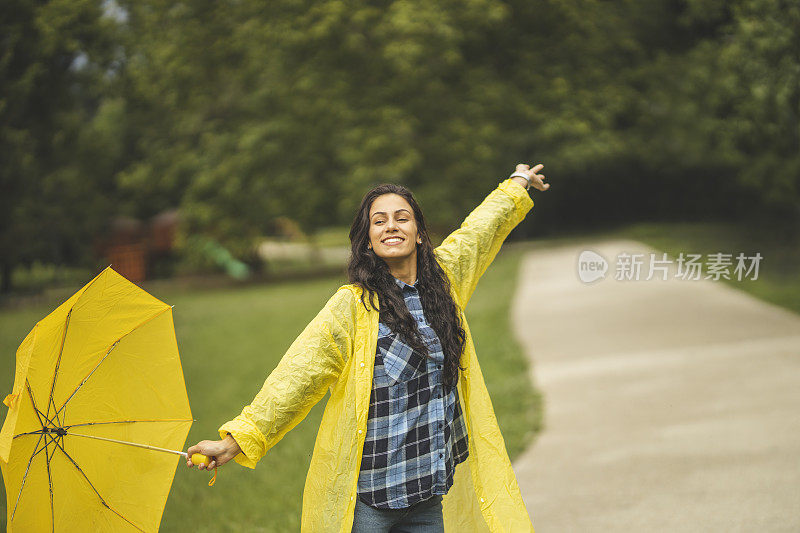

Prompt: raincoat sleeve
[
  {"left": 433, "top": 178, "right": 533, "bottom": 308},
  {"left": 218, "top": 286, "right": 357, "bottom": 469}
]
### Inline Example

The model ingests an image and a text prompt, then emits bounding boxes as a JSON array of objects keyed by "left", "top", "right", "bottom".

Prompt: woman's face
[{"left": 368, "top": 193, "right": 420, "bottom": 262}]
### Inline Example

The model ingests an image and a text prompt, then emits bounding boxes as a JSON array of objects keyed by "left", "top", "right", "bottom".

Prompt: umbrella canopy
[{"left": 0, "top": 267, "right": 193, "bottom": 532}]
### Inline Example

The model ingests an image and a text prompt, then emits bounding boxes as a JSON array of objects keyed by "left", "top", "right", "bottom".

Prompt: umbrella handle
[
  {"left": 190, "top": 453, "right": 211, "bottom": 466},
  {"left": 189, "top": 453, "right": 217, "bottom": 486}
]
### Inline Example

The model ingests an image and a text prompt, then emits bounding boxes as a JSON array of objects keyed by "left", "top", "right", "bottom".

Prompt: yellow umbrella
[{"left": 0, "top": 267, "right": 207, "bottom": 532}]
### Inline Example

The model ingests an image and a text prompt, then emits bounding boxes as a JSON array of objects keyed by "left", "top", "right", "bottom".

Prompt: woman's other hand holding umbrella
[{"left": 186, "top": 433, "right": 241, "bottom": 470}]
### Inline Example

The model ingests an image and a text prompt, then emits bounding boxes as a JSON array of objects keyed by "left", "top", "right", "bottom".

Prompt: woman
[{"left": 187, "top": 163, "right": 549, "bottom": 532}]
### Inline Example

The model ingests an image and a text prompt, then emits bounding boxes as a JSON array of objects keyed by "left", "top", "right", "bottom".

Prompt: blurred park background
[
  {"left": 2, "top": 0, "right": 798, "bottom": 297},
  {"left": 2, "top": 0, "right": 799, "bottom": 531}
]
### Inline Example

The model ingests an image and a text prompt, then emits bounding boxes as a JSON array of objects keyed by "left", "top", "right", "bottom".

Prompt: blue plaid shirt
[{"left": 357, "top": 277, "right": 469, "bottom": 509}]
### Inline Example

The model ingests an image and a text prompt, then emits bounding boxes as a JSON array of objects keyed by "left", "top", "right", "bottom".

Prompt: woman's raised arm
[{"left": 433, "top": 164, "right": 546, "bottom": 308}]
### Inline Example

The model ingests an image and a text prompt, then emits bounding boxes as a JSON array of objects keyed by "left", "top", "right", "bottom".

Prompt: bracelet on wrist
[{"left": 509, "top": 172, "right": 532, "bottom": 190}]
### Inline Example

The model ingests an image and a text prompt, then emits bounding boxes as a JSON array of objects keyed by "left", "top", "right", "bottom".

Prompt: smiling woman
[
  {"left": 367, "top": 195, "right": 421, "bottom": 283},
  {"left": 348, "top": 183, "right": 466, "bottom": 394},
  {"left": 187, "top": 163, "right": 548, "bottom": 533}
]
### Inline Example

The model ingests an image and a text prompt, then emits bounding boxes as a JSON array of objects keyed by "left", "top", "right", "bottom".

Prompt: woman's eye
[
  {"left": 374, "top": 220, "right": 384, "bottom": 225},
  {"left": 398, "top": 218, "right": 408, "bottom": 222}
]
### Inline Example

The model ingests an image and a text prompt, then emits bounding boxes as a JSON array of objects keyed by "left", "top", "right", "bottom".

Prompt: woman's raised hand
[
  {"left": 186, "top": 434, "right": 242, "bottom": 470},
  {"left": 513, "top": 163, "right": 549, "bottom": 191}
]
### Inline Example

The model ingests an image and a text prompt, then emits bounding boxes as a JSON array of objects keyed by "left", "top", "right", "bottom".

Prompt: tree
[{"left": 0, "top": 0, "right": 119, "bottom": 292}]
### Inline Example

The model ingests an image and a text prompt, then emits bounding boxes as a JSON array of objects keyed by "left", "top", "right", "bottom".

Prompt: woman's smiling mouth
[{"left": 382, "top": 237, "right": 405, "bottom": 245}]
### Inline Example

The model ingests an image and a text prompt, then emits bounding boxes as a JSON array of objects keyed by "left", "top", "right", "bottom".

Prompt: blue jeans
[{"left": 351, "top": 495, "right": 444, "bottom": 533}]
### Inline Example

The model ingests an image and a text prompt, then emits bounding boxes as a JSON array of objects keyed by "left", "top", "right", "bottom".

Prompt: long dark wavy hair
[{"left": 348, "top": 184, "right": 466, "bottom": 389}]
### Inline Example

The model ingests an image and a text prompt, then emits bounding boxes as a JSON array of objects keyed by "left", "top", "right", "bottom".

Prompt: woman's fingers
[
  {"left": 187, "top": 441, "right": 213, "bottom": 468},
  {"left": 186, "top": 444, "right": 198, "bottom": 468},
  {"left": 525, "top": 164, "right": 548, "bottom": 191},
  {"left": 513, "top": 163, "right": 549, "bottom": 191},
  {"left": 185, "top": 438, "right": 230, "bottom": 470},
  {"left": 531, "top": 174, "right": 549, "bottom": 191},
  {"left": 186, "top": 440, "right": 227, "bottom": 470},
  {"left": 516, "top": 163, "right": 543, "bottom": 172}
]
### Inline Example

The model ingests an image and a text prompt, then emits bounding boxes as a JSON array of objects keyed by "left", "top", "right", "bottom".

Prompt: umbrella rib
[
  {"left": 25, "top": 379, "right": 51, "bottom": 429},
  {"left": 12, "top": 429, "right": 46, "bottom": 439},
  {"left": 11, "top": 431, "right": 46, "bottom": 522},
  {"left": 53, "top": 340, "right": 119, "bottom": 420},
  {"left": 53, "top": 305, "right": 172, "bottom": 420},
  {"left": 27, "top": 393, "right": 59, "bottom": 431},
  {"left": 65, "top": 418, "right": 195, "bottom": 429},
  {"left": 43, "top": 432, "right": 57, "bottom": 533},
  {"left": 52, "top": 437, "right": 147, "bottom": 533},
  {"left": 45, "top": 309, "right": 71, "bottom": 428},
  {"left": 12, "top": 420, "right": 195, "bottom": 439}
]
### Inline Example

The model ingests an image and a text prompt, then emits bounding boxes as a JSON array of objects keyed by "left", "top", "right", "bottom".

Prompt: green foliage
[
  {"left": 3, "top": 0, "right": 799, "bottom": 291},
  {"left": 629, "top": 0, "right": 800, "bottom": 222},
  {"left": 0, "top": 0, "right": 120, "bottom": 291}
]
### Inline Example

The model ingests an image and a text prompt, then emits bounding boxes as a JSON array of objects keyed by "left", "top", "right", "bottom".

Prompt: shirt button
[
  {"left": 360, "top": 362, "right": 365, "bottom": 367},
  {"left": 358, "top": 429, "right": 363, "bottom": 434},
  {"left": 439, "top": 453, "right": 443, "bottom": 458},
  {"left": 437, "top": 365, "right": 442, "bottom": 370},
  {"left": 480, "top": 497, "right": 485, "bottom": 503}
]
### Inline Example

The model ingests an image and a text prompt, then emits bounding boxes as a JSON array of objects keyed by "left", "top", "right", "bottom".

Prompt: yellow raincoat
[{"left": 219, "top": 178, "right": 535, "bottom": 532}]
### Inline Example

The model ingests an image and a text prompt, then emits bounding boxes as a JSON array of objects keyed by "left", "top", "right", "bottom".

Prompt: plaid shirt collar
[{"left": 393, "top": 276, "right": 418, "bottom": 289}]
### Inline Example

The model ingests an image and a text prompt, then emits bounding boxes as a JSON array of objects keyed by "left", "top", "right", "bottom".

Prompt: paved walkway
[{"left": 511, "top": 239, "right": 800, "bottom": 532}]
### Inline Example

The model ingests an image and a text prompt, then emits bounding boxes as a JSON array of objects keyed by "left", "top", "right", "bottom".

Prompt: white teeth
[{"left": 383, "top": 238, "right": 403, "bottom": 244}]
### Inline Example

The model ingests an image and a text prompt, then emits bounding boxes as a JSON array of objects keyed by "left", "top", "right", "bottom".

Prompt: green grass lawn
[{"left": 0, "top": 247, "right": 540, "bottom": 532}]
